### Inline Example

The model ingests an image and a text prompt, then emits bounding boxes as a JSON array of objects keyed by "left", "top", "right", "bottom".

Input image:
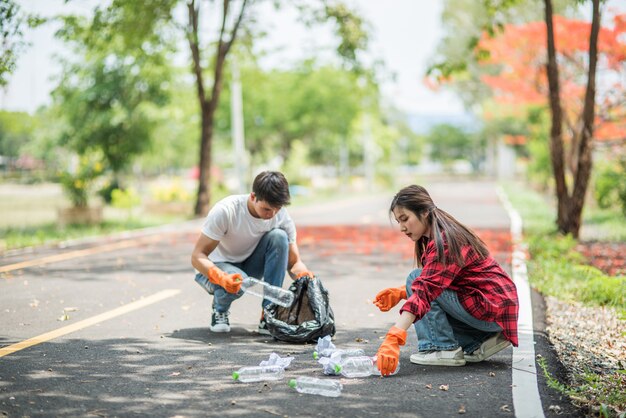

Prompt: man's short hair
[{"left": 252, "top": 171, "right": 291, "bottom": 207}]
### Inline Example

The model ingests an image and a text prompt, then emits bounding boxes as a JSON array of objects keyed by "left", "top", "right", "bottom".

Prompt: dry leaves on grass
[{"left": 545, "top": 296, "right": 626, "bottom": 374}]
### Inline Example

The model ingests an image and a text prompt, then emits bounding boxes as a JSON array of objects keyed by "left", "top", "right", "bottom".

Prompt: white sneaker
[
  {"left": 465, "top": 333, "right": 511, "bottom": 363},
  {"left": 410, "top": 347, "right": 466, "bottom": 366},
  {"left": 210, "top": 310, "right": 230, "bottom": 333}
]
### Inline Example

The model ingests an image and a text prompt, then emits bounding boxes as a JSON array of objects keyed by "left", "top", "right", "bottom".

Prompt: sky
[{"left": 0, "top": 1, "right": 465, "bottom": 116}]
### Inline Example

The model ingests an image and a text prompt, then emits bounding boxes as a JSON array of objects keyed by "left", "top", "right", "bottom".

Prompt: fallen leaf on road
[
  {"left": 500, "top": 405, "right": 511, "bottom": 412},
  {"left": 425, "top": 384, "right": 432, "bottom": 389},
  {"left": 439, "top": 384, "right": 449, "bottom": 391},
  {"left": 548, "top": 405, "right": 562, "bottom": 414},
  {"left": 489, "top": 372, "right": 496, "bottom": 377},
  {"left": 57, "top": 313, "right": 70, "bottom": 321},
  {"left": 458, "top": 405, "right": 466, "bottom": 414},
  {"left": 258, "top": 382, "right": 272, "bottom": 393}
]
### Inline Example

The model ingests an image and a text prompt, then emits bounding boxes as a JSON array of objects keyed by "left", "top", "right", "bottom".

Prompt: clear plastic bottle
[
  {"left": 232, "top": 365, "right": 285, "bottom": 382},
  {"left": 240, "top": 277, "right": 294, "bottom": 307},
  {"left": 313, "top": 347, "right": 365, "bottom": 360},
  {"left": 334, "top": 356, "right": 400, "bottom": 378},
  {"left": 288, "top": 376, "right": 343, "bottom": 397}
]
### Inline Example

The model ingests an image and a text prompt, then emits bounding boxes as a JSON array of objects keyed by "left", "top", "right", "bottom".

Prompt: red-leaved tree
[{"left": 478, "top": 4, "right": 625, "bottom": 237}]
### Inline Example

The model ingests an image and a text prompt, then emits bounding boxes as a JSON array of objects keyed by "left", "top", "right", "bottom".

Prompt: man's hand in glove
[
  {"left": 376, "top": 326, "right": 407, "bottom": 376},
  {"left": 207, "top": 267, "right": 243, "bottom": 294},
  {"left": 373, "top": 286, "right": 407, "bottom": 312},
  {"left": 295, "top": 271, "right": 315, "bottom": 280}
]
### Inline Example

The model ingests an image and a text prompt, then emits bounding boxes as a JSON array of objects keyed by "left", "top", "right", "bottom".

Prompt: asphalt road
[{"left": 0, "top": 179, "right": 579, "bottom": 417}]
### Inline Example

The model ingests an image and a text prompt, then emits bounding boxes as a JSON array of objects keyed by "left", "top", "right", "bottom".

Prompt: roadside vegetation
[{"left": 503, "top": 182, "right": 625, "bottom": 416}]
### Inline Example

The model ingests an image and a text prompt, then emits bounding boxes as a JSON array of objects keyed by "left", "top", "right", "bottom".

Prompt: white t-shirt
[{"left": 201, "top": 194, "right": 297, "bottom": 263}]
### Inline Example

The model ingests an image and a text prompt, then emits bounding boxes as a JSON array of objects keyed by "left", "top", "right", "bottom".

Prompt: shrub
[{"left": 58, "top": 156, "right": 104, "bottom": 208}]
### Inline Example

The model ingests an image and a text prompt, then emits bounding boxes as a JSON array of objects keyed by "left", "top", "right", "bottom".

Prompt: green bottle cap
[
  {"left": 288, "top": 379, "right": 297, "bottom": 388},
  {"left": 313, "top": 352, "right": 319, "bottom": 360},
  {"left": 334, "top": 364, "right": 342, "bottom": 373},
  {"left": 232, "top": 371, "right": 239, "bottom": 380}
]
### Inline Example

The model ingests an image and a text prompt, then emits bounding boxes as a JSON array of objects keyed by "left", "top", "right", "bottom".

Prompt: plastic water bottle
[
  {"left": 240, "top": 277, "right": 294, "bottom": 307},
  {"left": 313, "top": 348, "right": 365, "bottom": 360},
  {"left": 335, "top": 356, "right": 400, "bottom": 378},
  {"left": 288, "top": 376, "right": 343, "bottom": 397},
  {"left": 334, "top": 356, "right": 380, "bottom": 377},
  {"left": 232, "top": 365, "right": 285, "bottom": 382}
]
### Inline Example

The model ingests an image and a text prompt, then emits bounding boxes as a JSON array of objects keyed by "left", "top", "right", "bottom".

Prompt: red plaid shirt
[{"left": 399, "top": 238, "right": 519, "bottom": 346}]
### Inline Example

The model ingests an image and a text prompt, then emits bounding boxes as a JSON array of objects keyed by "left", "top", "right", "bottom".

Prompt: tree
[
  {"left": 50, "top": 1, "right": 174, "bottom": 207},
  {"left": 56, "top": 0, "right": 368, "bottom": 214},
  {"left": 543, "top": 0, "right": 602, "bottom": 237},
  {"left": 428, "top": 0, "right": 623, "bottom": 238},
  {"left": 184, "top": 0, "right": 368, "bottom": 216},
  {"left": 478, "top": 13, "right": 626, "bottom": 172},
  {"left": 0, "top": 0, "right": 43, "bottom": 86}
]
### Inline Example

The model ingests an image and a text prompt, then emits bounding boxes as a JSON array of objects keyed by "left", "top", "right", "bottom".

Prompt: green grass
[
  {"left": 0, "top": 216, "right": 188, "bottom": 251},
  {"left": 0, "top": 182, "right": 193, "bottom": 252},
  {"left": 537, "top": 357, "right": 626, "bottom": 417}
]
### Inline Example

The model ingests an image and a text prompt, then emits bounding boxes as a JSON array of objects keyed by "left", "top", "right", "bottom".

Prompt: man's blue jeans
[
  {"left": 406, "top": 268, "right": 502, "bottom": 354},
  {"left": 194, "top": 229, "right": 289, "bottom": 313}
]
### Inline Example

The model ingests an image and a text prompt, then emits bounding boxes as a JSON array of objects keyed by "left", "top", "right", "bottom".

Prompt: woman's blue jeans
[
  {"left": 194, "top": 228, "right": 289, "bottom": 313},
  {"left": 406, "top": 268, "right": 502, "bottom": 354}
]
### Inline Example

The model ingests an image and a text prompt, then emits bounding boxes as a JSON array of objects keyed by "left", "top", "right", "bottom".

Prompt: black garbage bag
[{"left": 263, "top": 276, "right": 335, "bottom": 343}]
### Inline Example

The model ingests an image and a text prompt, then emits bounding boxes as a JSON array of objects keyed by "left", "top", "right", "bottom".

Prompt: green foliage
[
  {"left": 594, "top": 158, "right": 626, "bottom": 216},
  {"left": 58, "top": 155, "right": 104, "bottom": 208},
  {"left": 0, "top": 218, "right": 165, "bottom": 251},
  {"left": 502, "top": 182, "right": 625, "bottom": 310},
  {"left": 215, "top": 60, "right": 365, "bottom": 168},
  {"left": 111, "top": 187, "right": 141, "bottom": 220},
  {"left": 426, "top": 123, "right": 482, "bottom": 169},
  {"left": 52, "top": 3, "right": 173, "bottom": 176},
  {"left": 321, "top": 3, "right": 369, "bottom": 70},
  {"left": 537, "top": 357, "right": 626, "bottom": 417},
  {"left": 150, "top": 179, "right": 193, "bottom": 203},
  {"left": 0, "top": 110, "right": 36, "bottom": 158}
]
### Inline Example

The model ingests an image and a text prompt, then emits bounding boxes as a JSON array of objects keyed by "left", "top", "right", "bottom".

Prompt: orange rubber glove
[
  {"left": 295, "top": 271, "right": 315, "bottom": 280},
  {"left": 376, "top": 326, "right": 407, "bottom": 376},
  {"left": 207, "top": 267, "right": 243, "bottom": 294},
  {"left": 373, "top": 286, "right": 407, "bottom": 312}
]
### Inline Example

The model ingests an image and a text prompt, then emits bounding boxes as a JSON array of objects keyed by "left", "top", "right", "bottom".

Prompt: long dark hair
[{"left": 390, "top": 185, "right": 489, "bottom": 267}]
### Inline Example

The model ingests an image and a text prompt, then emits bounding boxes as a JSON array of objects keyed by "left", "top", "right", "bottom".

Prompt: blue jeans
[
  {"left": 406, "top": 268, "right": 502, "bottom": 354},
  {"left": 194, "top": 229, "right": 289, "bottom": 313}
]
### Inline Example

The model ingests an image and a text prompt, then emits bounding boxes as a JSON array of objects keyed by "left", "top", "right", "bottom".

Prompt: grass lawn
[{"left": 0, "top": 182, "right": 192, "bottom": 251}]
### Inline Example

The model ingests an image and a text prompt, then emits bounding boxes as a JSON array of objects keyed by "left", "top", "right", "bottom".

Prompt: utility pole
[{"left": 230, "top": 57, "right": 247, "bottom": 193}]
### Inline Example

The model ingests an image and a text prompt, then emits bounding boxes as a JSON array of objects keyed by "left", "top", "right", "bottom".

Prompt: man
[{"left": 191, "top": 171, "right": 314, "bottom": 334}]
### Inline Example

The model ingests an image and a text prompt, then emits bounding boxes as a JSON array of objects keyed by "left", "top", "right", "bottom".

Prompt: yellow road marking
[
  {"left": 0, "top": 235, "right": 163, "bottom": 274},
  {"left": 0, "top": 288, "right": 181, "bottom": 358}
]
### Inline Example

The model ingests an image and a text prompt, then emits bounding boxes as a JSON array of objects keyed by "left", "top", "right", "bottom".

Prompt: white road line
[{"left": 497, "top": 187, "right": 545, "bottom": 418}]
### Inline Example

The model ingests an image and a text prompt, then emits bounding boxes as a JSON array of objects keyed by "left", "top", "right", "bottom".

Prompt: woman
[{"left": 374, "top": 185, "right": 519, "bottom": 376}]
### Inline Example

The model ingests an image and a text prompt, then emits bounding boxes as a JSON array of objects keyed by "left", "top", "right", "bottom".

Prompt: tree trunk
[
  {"left": 566, "top": 0, "right": 600, "bottom": 238},
  {"left": 195, "top": 101, "right": 215, "bottom": 217},
  {"left": 543, "top": 0, "right": 570, "bottom": 232},
  {"left": 188, "top": 0, "right": 248, "bottom": 217},
  {"left": 543, "top": 0, "right": 601, "bottom": 238}
]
